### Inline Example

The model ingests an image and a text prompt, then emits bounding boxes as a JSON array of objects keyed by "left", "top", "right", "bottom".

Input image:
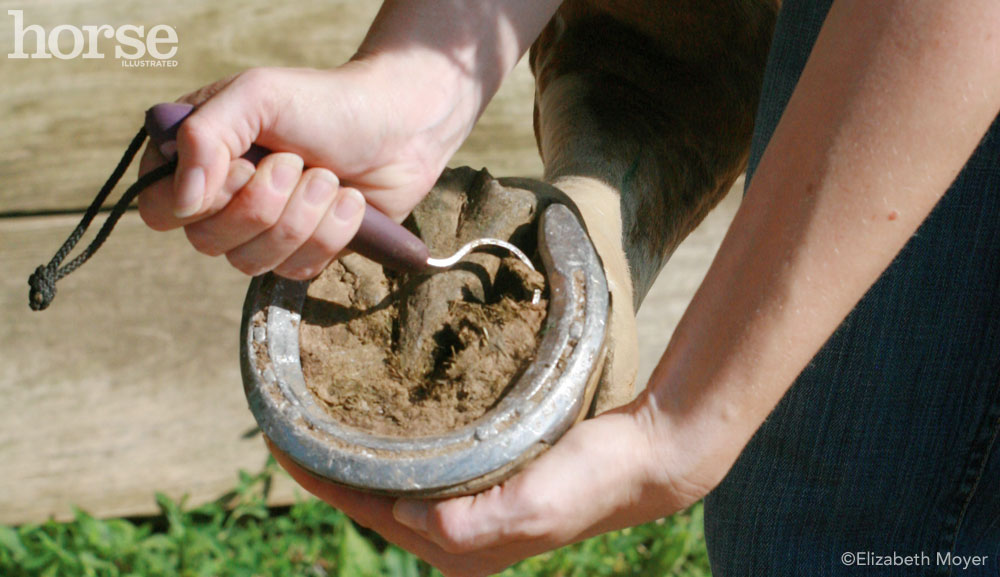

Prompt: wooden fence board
[{"left": 0, "top": 214, "right": 303, "bottom": 524}]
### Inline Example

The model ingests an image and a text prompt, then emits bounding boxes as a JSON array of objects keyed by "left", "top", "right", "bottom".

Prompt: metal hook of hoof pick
[{"left": 146, "top": 103, "right": 542, "bottom": 303}]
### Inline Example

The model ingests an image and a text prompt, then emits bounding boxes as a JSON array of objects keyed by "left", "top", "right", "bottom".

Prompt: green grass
[{"left": 0, "top": 460, "right": 710, "bottom": 577}]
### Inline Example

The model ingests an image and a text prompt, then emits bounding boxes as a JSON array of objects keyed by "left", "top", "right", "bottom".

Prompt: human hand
[
  {"left": 268, "top": 397, "right": 717, "bottom": 577},
  {"left": 137, "top": 60, "right": 467, "bottom": 279}
]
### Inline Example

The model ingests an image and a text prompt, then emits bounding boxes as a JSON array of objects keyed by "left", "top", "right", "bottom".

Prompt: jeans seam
[{"left": 938, "top": 376, "right": 1000, "bottom": 577}]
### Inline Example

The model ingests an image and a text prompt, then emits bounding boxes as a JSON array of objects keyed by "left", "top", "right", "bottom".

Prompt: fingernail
[
  {"left": 303, "top": 172, "right": 337, "bottom": 206},
  {"left": 174, "top": 166, "right": 205, "bottom": 218},
  {"left": 393, "top": 500, "right": 429, "bottom": 532},
  {"left": 334, "top": 188, "right": 364, "bottom": 222},
  {"left": 269, "top": 158, "right": 300, "bottom": 193}
]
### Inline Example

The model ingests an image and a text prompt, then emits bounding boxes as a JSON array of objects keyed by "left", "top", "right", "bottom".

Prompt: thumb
[{"left": 392, "top": 410, "right": 658, "bottom": 554}]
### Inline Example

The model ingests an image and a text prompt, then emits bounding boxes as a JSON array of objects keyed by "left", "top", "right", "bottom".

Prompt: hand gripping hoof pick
[
  {"left": 147, "top": 102, "right": 609, "bottom": 498},
  {"left": 147, "top": 102, "right": 540, "bottom": 305}
]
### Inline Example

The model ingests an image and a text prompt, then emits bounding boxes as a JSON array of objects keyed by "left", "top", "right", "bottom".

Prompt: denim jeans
[{"left": 703, "top": 1, "right": 1000, "bottom": 575}]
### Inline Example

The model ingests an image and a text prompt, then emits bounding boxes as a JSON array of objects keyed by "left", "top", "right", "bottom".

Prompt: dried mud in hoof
[
  {"left": 298, "top": 167, "right": 551, "bottom": 438},
  {"left": 299, "top": 255, "right": 546, "bottom": 437}
]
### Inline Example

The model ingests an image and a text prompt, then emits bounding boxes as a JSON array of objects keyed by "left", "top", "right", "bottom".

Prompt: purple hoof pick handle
[{"left": 145, "top": 102, "right": 537, "bottom": 276}]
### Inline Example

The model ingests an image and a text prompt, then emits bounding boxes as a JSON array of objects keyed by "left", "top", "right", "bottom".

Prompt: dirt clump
[{"left": 299, "top": 253, "right": 547, "bottom": 438}]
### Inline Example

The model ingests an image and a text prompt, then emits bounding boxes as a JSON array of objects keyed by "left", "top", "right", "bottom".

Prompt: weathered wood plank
[
  {"left": 0, "top": 0, "right": 541, "bottom": 214},
  {"left": 0, "top": 214, "right": 304, "bottom": 524}
]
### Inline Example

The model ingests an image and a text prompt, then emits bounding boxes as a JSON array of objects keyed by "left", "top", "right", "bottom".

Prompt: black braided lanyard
[{"left": 27, "top": 127, "right": 177, "bottom": 311}]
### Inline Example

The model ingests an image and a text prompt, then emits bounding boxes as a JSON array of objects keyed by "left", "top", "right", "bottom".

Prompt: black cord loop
[{"left": 28, "top": 127, "right": 177, "bottom": 310}]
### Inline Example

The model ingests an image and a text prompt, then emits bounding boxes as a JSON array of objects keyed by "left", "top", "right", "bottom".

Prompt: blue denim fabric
[{"left": 703, "top": 1, "right": 1000, "bottom": 575}]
